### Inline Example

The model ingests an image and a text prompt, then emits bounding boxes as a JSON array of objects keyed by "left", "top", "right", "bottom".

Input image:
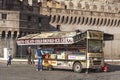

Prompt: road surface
[{"left": 0, "top": 62, "right": 120, "bottom": 80}]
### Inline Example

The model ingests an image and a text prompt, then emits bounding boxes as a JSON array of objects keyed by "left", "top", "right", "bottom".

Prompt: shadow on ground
[
  {"left": 42, "top": 63, "right": 120, "bottom": 73},
  {"left": 106, "top": 63, "right": 120, "bottom": 72}
]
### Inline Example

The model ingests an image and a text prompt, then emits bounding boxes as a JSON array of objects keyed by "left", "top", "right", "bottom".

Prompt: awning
[
  {"left": 104, "top": 33, "right": 114, "bottom": 41},
  {"left": 17, "top": 30, "right": 114, "bottom": 46},
  {"left": 17, "top": 31, "right": 76, "bottom": 45}
]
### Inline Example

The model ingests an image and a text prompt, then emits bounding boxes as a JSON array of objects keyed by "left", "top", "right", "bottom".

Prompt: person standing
[
  {"left": 31, "top": 48, "right": 35, "bottom": 64},
  {"left": 7, "top": 54, "right": 12, "bottom": 66},
  {"left": 27, "top": 46, "right": 32, "bottom": 64},
  {"left": 36, "top": 47, "right": 44, "bottom": 71}
]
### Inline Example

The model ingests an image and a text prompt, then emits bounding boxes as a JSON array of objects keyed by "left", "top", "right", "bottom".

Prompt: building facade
[
  {"left": 0, "top": 0, "right": 50, "bottom": 57},
  {"left": 39, "top": 0, "right": 120, "bottom": 59},
  {"left": 0, "top": 0, "right": 120, "bottom": 59}
]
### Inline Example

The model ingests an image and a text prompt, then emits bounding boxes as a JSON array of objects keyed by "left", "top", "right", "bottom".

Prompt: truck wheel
[{"left": 73, "top": 62, "right": 82, "bottom": 73}]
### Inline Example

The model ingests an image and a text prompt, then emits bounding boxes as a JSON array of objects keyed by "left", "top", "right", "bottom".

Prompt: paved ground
[{"left": 0, "top": 62, "right": 120, "bottom": 80}]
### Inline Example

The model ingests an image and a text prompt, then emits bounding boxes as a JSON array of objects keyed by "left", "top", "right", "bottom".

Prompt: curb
[{"left": 0, "top": 58, "right": 120, "bottom": 65}]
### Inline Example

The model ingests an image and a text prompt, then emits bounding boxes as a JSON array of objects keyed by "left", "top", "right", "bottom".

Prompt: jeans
[
  {"left": 38, "top": 57, "right": 42, "bottom": 70},
  {"left": 7, "top": 60, "right": 11, "bottom": 66}
]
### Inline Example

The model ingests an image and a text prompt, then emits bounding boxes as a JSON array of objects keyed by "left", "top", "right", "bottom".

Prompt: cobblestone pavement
[{"left": 0, "top": 62, "right": 120, "bottom": 80}]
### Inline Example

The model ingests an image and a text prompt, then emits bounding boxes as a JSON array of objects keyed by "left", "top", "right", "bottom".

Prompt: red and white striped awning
[{"left": 17, "top": 31, "right": 76, "bottom": 45}]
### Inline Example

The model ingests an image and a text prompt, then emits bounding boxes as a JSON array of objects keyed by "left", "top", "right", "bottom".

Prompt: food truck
[{"left": 17, "top": 30, "right": 113, "bottom": 73}]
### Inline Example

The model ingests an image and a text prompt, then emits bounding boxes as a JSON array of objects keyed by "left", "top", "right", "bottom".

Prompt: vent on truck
[{"left": 93, "top": 61, "right": 101, "bottom": 65}]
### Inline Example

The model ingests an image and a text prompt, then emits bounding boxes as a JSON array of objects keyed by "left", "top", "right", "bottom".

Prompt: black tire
[{"left": 73, "top": 62, "right": 82, "bottom": 73}]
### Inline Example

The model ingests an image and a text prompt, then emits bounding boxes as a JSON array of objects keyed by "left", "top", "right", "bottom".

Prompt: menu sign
[{"left": 17, "top": 38, "right": 74, "bottom": 45}]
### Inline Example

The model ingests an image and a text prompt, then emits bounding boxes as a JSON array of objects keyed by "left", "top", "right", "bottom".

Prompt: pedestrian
[
  {"left": 31, "top": 48, "right": 35, "bottom": 64},
  {"left": 27, "top": 46, "right": 32, "bottom": 64},
  {"left": 7, "top": 54, "right": 12, "bottom": 66},
  {"left": 36, "top": 46, "right": 44, "bottom": 71}
]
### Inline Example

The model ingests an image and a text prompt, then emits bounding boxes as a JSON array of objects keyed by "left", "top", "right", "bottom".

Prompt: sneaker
[
  {"left": 36, "top": 69, "right": 39, "bottom": 71},
  {"left": 40, "top": 69, "right": 42, "bottom": 71}
]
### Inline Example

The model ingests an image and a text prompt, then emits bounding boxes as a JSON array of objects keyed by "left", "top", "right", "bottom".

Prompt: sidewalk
[
  {"left": 0, "top": 57, "right": 37, "bottom": 64},
  {"left": 0, "top": 58, "right": 27, "bottom": 64},
  {"left": 0, "top": 57, "right": 120, "bottom": 65},
  {"left": 105, "top": 59, "right": 120, "bottom": 65}
]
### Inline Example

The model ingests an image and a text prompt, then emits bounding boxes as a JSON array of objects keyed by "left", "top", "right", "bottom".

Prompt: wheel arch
[
  {"left": 72, "top": 61, "right": 82, "bottom": 69},
  {"left": 72, "top": 61, "right": 83, "bottom": 73}
]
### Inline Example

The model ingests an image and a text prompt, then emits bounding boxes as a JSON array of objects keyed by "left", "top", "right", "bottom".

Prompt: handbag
[{"left": 35, "top": 53, "right": 38, "bottom": 58}]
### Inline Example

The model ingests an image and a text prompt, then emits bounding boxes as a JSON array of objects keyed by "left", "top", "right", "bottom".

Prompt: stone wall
[
  {"left": 39, "top": 0, "right": 120, "bottom": 59},
  {"left": 0, "top": 10, "right": 19, "bottom": 57},
  {"left": 0, "top": 0, "right": 50, "bottom": 57}
]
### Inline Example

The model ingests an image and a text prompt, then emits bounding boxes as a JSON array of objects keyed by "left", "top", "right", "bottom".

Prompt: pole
[
  {"left": 111, "top": 41, "right": 112, "bottom": 62},
  {"left": 21, "top": 45, "right": 23, "bottom": 58},
  {"left": 86, "top": 37, "right": 89, "bottom": 74}
]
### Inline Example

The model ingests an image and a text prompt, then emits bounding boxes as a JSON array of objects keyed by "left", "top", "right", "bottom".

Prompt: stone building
[
  {"left": 1, "top": 0, "right": 120, "bottom": 59},
  {"left": 0, "top": 0, "right": 49, "bottom": 58},
  {"left": 39, "top": 0, "right": 120, "bottom": 59}
]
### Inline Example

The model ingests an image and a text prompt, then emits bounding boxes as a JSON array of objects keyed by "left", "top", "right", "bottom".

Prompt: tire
[{"left": 73, "top": 62, "right": 82, "bottom": 73}]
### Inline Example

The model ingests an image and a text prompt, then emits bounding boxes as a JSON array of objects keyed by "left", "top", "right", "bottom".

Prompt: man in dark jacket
[
  {"left": 36, "top": 47, "right": 43, "bottom": 71},
  {"left": 27, "top": 46, "right": 32, "bottom": 64}
]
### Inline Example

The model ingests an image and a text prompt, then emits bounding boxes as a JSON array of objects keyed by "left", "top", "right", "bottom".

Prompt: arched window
[
  {"left": 77, "top": 3, "right": 81, "bottom": 9},
  {"left": 108, "top": 6, "right": 111, "bottom": 11},
  {"left": 69, "top": 17, "right": 73, "bottom": 24},
  {"left": 85, "top": 17, "right": 88, "bottom": 25},
  {"left": 56, "top": 25, "right": 60, "bottom": 31},
  {"left": 85, "top": 4, "right": 89, "bottom": 10},
  {"left": 2, "top": 31, "right": 5, "bottom": 39},
  {"left": 65, "top": 16, "right": 69, "bottom": 24},
  {"left": 77, "top": 17, "right": 81, "bottom": 24},
  {"left": 89, "top": 18, "right": 92, "bottom": 25},
  {"left": 61, "top": 16, "right": 65, "bottom": 23},
  {"left": 100, "top": 5, "right": 104, "bottom": 11},
  {"left": 81, "top": 17, "right": 85, "bottom": 25},
  {"left": 7, "top": 31, "right": 11, "bottom": 39},
  {"left": 103, "top": 18, "right": 107, "bottom": 26},
  {"left": 69, "top": 1, "right": 74, "bottom": 9},
  {"left": 73, "top": 17, "right": 77, "bottom": 24},
  {"left": 61, "top": 2, "right": 66, "bottom": 9},
  {"left": 92, "top": 18, "right": 96, "bottom": 25},
  {"left": 93, "top": 5, "right": 97, "bottom": 10},
  {"left": 56, "top": 15, "right": 60, "bottom": 23},
  {"left": 13, "top": 31, "right": 17, "bottom": 39},
  {"left": 115, "top": 7, "right": 118, "bottom": 13},
  {"left": 52, "top": 15, "right": 56, "bottom": 23},
  {"left": 100, "top": 18, "right": 103, "bottom": 26}
]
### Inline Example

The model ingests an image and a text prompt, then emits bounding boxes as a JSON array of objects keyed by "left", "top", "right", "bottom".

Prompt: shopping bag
[{"left": 35, "top": 54, "right": 38, "bottom": 58}]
